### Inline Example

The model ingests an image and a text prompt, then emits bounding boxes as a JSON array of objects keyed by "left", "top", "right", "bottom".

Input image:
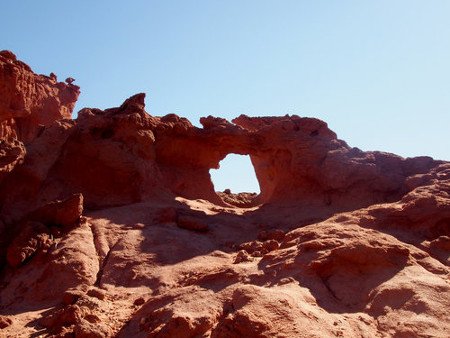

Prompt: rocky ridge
[{"left": 0, "top": 51, "right": 448, "bottom": 337}]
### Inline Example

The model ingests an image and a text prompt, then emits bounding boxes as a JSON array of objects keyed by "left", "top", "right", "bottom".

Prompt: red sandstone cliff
[{"left": 0, "top": 52, "right": 448, "bottom": 337}]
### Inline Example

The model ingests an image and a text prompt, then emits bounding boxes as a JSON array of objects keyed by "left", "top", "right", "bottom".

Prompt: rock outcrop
[
  {"left": 0, "top": 50, "right": 79, "bottom": 143},
  {"left": 0, "top": 49, "right": 79, "bottom": 193},
  {"left": 0, "top": 51, "right": 448, "bottom": 337}
]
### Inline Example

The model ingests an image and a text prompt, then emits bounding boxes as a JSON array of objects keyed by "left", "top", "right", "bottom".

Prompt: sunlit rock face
[
  {"left": 0, "top": 51, "right": 448, "bottom": 337},
  {"left": 0, "top": 50, "right": 79, "bottom": 143}
]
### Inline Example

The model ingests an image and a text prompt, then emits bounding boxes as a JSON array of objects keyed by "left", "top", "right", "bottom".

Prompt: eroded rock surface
[
  {"left": 0, "top": 51, "right": 448, "bottom": 337},
  {"left": 0, "top": 50, "right": 79, "bottom": 143}
]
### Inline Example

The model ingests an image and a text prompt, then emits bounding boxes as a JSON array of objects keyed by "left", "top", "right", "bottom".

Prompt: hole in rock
[{"left": 210, "top": 154, "right": 260, "bottom": 207}]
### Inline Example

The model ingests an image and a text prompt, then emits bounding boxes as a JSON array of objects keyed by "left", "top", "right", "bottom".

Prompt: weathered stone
[{"left": 0, "top": 51, "right": 449, "bottom": 338}]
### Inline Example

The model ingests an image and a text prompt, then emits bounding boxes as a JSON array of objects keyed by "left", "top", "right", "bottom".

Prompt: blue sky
[{"left": 2, "top": 1, "right": 449, "bottom": 192}]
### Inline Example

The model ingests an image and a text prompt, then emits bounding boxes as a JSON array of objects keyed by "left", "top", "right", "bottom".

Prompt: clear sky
[{"left": 2, "top": 1, "right": 449, "bottom": 192}]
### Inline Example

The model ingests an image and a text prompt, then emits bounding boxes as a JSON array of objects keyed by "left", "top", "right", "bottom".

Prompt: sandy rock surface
[{"left": 0, "top": 51, "right": 448, "bottom": 337}]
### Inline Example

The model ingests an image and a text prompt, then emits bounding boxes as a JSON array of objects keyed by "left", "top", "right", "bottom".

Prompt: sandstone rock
[
  {"left": 0, "top": 52, "right": 449, "bottom": 338},
  {"left": 6, "top": 221, "right": 51, "bottom": 267},
  {"left": 261, "top": 239, "right": 279, "bottom": 252},
  {"left": 153, "top": 207, "right": 178, "bottom": 224},
  {"left": 0, "top": 50, "right": 79, "bottom": 143},
  {"left": 238, "top": 240, "right": 263, "bottom": 255},
  {"left": 0, "top": 137, "right": 25, "bottom": 183},
  {"left": 234, "top": 250, "right": 253, "bottom": 264},
  {"left": 0, "top": 120, "right": 76, "bottom": 223},
  {"left": 119, "top": 288, "right": 222, "bottom": 338},
  {"left": 257, "top": 229, "right": 285, "bottom": 242},
  {"left": 217, "top": 191, "right": 259, "bottom": 207},
  {"left": 63, "top": 289, "right": 86, "bottom": 305},
  {"left": 40, "top": 304, "right": 86, "bottom": 329},
  {"left": 27, "top": 193, "right": 84, "bottom": 228},
  {"left": 3, "top": 194, "right": 84, "bottom": 268},
  {"left": 73, "top": 319, "right": 113, "bottom": 338},
  {"left": 87, "top": 288, "right": 106, "bottom": 300},
  {"left": 238, "top": 239, "right": 279, "bottom": 257},
  {"left": 177, "top": 214, "right": 209, "bottom": 232},
  {"left": 0, "top": 316, "right": 12, "bottom": 329},
  {"left": 211, "top": 285, "right": 325, "bottom": 338}
]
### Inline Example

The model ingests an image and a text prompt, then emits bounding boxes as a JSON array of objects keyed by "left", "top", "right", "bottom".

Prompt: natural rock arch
[{"left": 0, "top": 89, "right": 441, "bottom": 218}]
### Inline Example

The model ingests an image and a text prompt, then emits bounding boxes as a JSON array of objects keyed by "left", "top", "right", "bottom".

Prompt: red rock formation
[
  {"left": 0, "top": 50, "right": 79, "bottom": 192},
  {"left": 0, "top": 52, "right": 448, "bottom": 337},
  {"left": 0, "top": 50, "right": 79, "bottom": 143}
]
